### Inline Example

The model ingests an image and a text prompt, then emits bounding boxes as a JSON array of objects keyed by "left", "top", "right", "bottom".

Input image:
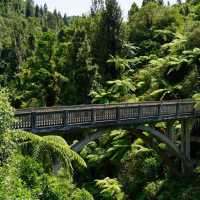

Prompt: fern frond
[{"left": 14, "top": 130, "right": 86, "bottom": 179}]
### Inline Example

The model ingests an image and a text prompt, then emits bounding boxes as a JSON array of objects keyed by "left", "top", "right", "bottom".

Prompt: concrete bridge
[{"left": 13, "top": 100, "right": 200, "bottom": 172}]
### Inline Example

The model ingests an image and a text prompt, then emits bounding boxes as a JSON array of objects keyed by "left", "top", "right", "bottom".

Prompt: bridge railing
[{"left": 12, "top": 100, "right": 199, "bottom": 131}]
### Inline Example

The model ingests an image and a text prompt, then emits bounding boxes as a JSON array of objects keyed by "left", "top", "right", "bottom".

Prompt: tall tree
[
  {"left": 35, "top": 4, "right": 39, "bottom": 17},
  {"left": 21, "top": 32, "right": 68, "bottom": 106},
  {"left": 47, "top": 12, "right": 57, "bottom": 29},
  {"left": 128, "top": 2, "right": 139, "bottom": 21},
  {"left": 43, "top": 3, "right": 48, "bottom": 15},
  {"left": 39, "top": 6, "right": 43, "bottom": 16},
  {"left": 90, "top": 0, "right": 104, "bottom": 16},
  {"left": 63, "top": 14, "right": 68, "bottom": 25},
  {"left": 92, "top": 0, "right": 123, "bottom": 81},
  {"left": 157, "top": 0, "right": 164, "bottom": 5},
  {"left": 55, "top": 25, "right": 99, "bottom": 104},
  {"left": 25, "top": 0, "right": 34, "bottom": 17},
  {"left": 142, "top": 0, "right": 156, "bottom": 6}
]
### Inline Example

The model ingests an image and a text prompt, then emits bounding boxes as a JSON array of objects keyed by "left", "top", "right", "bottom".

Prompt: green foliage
[
  {"left": 0, "top": 89, "right": 15, "bottom": 165},
  {"left": 187, "top": 27, "right": 200, "bottom": 48},
  {"left": 25, "top": 0, "right": 34, "bottom": 17},
  {"left": 0, "top": 154, "right": 93, "bottom": 199},
  {"left": 128, "top": 2, "right": 139, "bottom": 21},
  {"left": 96, "top": 177, "right": 125, "bottom": 200},
  {"left": 193, "top": 93, "right": 200, "bottom": 109},
  {"left": 80, "top": 130, "right": 132, "bottom": 167},
  {"left": 0, "top": 155, "right": 32, "bottom": 199},
  {"left": 71, "top": 188, "right": 94, "bottom": 200},
  {"left": 2, "top": 0, "right": 200, "bottom": 199},
  {"left": 0, "top": 89, "right": 91, "bottom": 199},
  {"left": 91, "top": 0, "right": 123, "bottom": 81},
  {"left": 15, "top": 131, "right": 86, "bottom": 179},
  {"left": 107, "top": 55, "right": 131, "bottom": 73},
  {"left": 107, "top": 78, "right": 135, "bottom": 97},
  {"left": 0, "top": 89, "right": 14, "bottom": 133},
  {"left": 119, "top": 142, "right": 163, "bottom": 198},
  {"left": 19, "top": 156, "right": 44, "bottom": 188}
]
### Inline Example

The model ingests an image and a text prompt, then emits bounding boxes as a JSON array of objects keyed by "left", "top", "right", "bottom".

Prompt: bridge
[
  {"left": 13, "top": 100, "right": 198, "bottom": 132},
  {"left": 13, "top": 100, "right": 200, "bottom": 172}
]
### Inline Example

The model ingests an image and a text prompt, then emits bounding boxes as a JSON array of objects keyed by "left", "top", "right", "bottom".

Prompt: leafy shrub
[
  {"left": 119, "top": 143, "right": 162, "bottom": 198},
  {"left": 95, "top": 177, "right": 125, "bottom": 200},
  {"left": 0, "top": 89, "right": 14, "bottom": 133},
  {"left": 19, "top": 156, "right": 44, "bottom": 188},
  {"left": 143, "top": 180, "right": 164, "bottom": 199},
  {"left": 0, "top": 154, "right": 93, "bottom": 200},
  {"left": 0, "top": 89, "right": 15, "bottom": 165},
  {"left": 71, "top": 188, "right": 94, "bottom": 200},
  {"left": 0, "top": 89, "right": 92, "bottom": 199},
  {"left": 0, "top": 155, "right": 32, "bottom": 199}
]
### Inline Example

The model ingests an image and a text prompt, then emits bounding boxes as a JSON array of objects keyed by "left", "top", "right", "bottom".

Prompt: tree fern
[
  {"left": 153, "top": 29, "right": 175, "bottom": 43},
  {"left": 14, "top": 130, "right": 86, "bottom": 179},
  {"left": 107, "top": 55, "right": 131, "bottom": 73},
  {"left": 107, "top": 78, "right": 136, "bottom": 97},
  {"left": 161, "top": 33, "right": 187, "bottom": 54}
]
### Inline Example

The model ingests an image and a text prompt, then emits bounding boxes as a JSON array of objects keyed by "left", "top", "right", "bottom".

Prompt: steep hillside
[{"left": 1, "top": 0, "right": 200, "bottom": 199}]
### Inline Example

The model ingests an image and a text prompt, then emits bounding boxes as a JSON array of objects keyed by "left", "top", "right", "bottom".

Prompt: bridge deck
[{"left": 13, "top": 100, "right": 200, "bottom": 133}]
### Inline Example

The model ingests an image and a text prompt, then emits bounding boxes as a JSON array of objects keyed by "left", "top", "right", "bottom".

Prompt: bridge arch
[
  {"left": 137, "top": 125, "right": 191, "bottom": 170},
  {"left": 137, "top": 125, "right": 185, "bottom": 160},
  {"left": 71, "top": 125, "right": 192, "bottom": 172},
  {"left": 71, "top": 130, "right": 107, "bottom": 152}
]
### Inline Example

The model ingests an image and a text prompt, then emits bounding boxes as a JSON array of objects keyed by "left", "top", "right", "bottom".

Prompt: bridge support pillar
[
  {"left": 166, "top": 121, "right": 176, "bottom": 143},
  {"left": 181, "top": 120, "right": 191, "bottom": 160}
]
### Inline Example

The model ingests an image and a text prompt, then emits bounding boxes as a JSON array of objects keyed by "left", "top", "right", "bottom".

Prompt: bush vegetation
[{"left": 1, "top": 0, "right": 200, "bottom": 199}]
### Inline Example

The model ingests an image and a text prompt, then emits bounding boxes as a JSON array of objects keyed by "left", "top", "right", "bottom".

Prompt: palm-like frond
[
  {"left": 161, "top": 33, "right": 187, "bottom": 54},
  {"left": 107, "top": 78, "right": 136, "bottom": 96},
  {"left": 153, "top": 29, "right": 175, "bottom": 42},
  {"left": 149, "top": 89, "right": 169, "bottom": 100},
  {"left": 193, "top": 93, "right": 200, "bottom": 109},
  {"left": 106, "top": 130, "right": 131, "bottom": 161},
  {"left": 89, "top": 88, "right": 111, "bottom": 104},
  {"left": 14, "top": 130, "right": 86, "bottom": 179},
  {"left": 183, "top": 48, "right": 200, "bottom": 64},
  {"left": 131, "top": 144, "right": 152, "bottom": 156},
  {"left": 107, "top": 55, "right": 131, "bottom": 73}
]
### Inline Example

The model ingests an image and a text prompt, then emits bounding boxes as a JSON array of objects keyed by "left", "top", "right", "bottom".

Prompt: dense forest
[{"left": 1, "top": 0, "right": 200, "bottom": 199}]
